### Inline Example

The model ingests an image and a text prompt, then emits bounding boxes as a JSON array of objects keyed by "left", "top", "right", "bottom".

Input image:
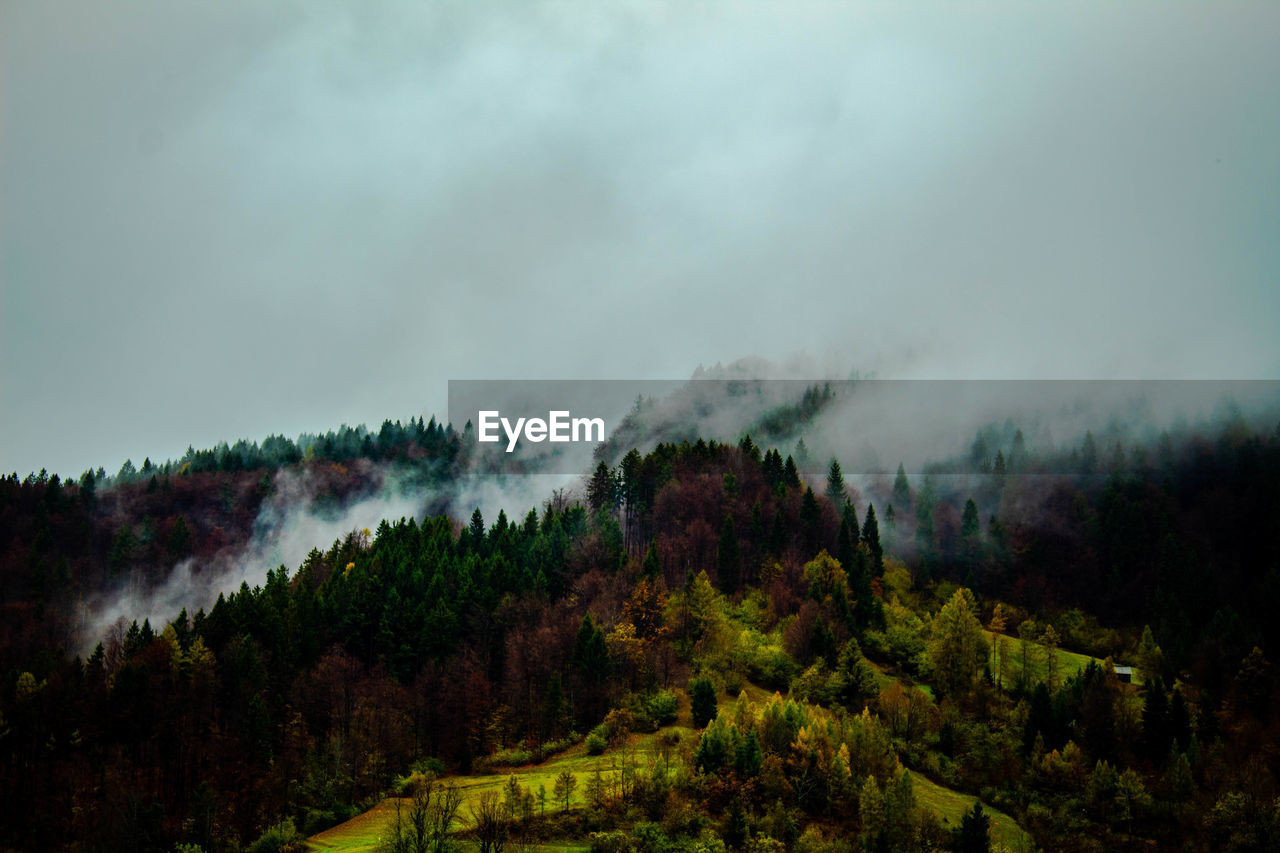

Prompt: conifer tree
[
  {"left": 800, "top": 487, "right": 822, "bottom": 553},
  {"left": 691, "top": 677, "right": 718, "bottom": 728},
  {"left": 825, "top": 458, "right": 847, "bottom": 507},
  {"left": 783, "top": 455, "right": 802, "bottom": 489},
  {"left": 588, "top": 461, "right": 616, "bottom": 514},
  {"left": 642, "top": 541, "right": 661, "bottom": 578},
  {"left": 893, "top": 463, "right": 911, "bottom": 509},
  {"left": 862, "top": 504, "right": 883, "bottom": 575},
  {"left": 955, "top": 802, "right": 991, "bottom": 853}
]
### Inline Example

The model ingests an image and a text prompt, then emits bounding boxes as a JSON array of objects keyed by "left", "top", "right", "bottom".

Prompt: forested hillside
[{"left": 2, "top": 413, "right": 1280, "bottom": 852}]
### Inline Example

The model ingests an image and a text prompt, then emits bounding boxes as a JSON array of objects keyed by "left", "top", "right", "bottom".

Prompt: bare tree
[
  {"left": 470, "top": 790, "right": 507, "bottom": 853},
  {"left": 378, "top": 778, "right": 462, "bottom": 853}
]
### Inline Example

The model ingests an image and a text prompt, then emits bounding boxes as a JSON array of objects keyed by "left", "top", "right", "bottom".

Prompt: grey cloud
[{"left": 3, "top": 1, "right": 1278, "bottom": 477}]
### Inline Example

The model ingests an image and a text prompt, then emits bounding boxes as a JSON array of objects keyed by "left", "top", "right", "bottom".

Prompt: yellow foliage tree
[{"left": 927, "top": 588, "right": 990, "bottom": 698}]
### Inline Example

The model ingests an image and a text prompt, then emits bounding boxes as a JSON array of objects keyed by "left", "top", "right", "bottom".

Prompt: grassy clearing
[
  {"left": 869, "top": 661, "right": 936, "bottom": 702},
  {"left": 985, "top": 630, "right": 1139, "bottom": 689},
  {"left": 308, "top": 800, "right": 401, "bottom": 852},
  {"left": 907, "top": 770, "right": 1032, "bottom": 852},
  {"left": 308, "top": 680, "right": 757, "bottom": 852},
  {"left": 308, "top": 722, "right": 689, "bottom": 852},
  {"left": 309, "top": 681, "right": 1033, "bottom": 853}
]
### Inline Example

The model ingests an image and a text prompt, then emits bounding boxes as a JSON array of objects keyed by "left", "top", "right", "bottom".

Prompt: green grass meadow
[{"left": 307, "top": 681, "right": 1033, "bottom": 852}]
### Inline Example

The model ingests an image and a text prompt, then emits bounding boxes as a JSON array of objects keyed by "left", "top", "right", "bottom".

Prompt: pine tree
[
  {"left": 961, "top": 499, "right": 980, "bottom": 539},
  {"left": 725, "top": 799, "right": 748, "bottom": 848},
  {"left": 588, "top": 461, "right": 616, "bottom": 514},
  {"left": 1023, "top": 682, "right": 1054, "bottom": 755},
  {"left": 800, "top": 487, "right": 821, "bottom": 553},
  {"left": 836, "top": 517, "right": 856, "bottom": 576},
  {"left": 838, "top": 517, "right": 878, "bottom": 630},
  {"left": 893, "top": 463, "right": 911, "bottom": 509},
  {"left": 795, "top": 438, "right": 811, "bottom": 468},
  {"left": 914, "top": 480, "right": 937, "bottom": 575},
  {"left": 861, "top": 504, "right": 883, "bottom": 575},
  {"left": 768, "top": 505, "right": 788, "bottom": 556},
  {"left": 734, "top": 731, "right": 763, "bottom": 777},
  {"left": 825, "top": 459, "right": 847, "bottom": 507},
  {"left": 553, "top": 771, "right": 577, "bottom": 811},
  {"left": 168, "top": 516, "right": 192, "bottom": 558},
  {"left": 573, "top": 614, "right": 608, "bottom": 681},
  {"left": 955, "top": 802, "right": 991, "bottom": 853},
  {"left": 468, "top": 509, "right": 486, "bottom": 552},
  {"left": 1081, "top": 431, "right": 1098, "bottom": 473},
  {"left": 642, "top": 541, "right": 661, "bottom": 578},
  {"left": 763, "top": 449, "right": 784, "bottom": 486},
  {"left": 691, "top": 677, "right": 718, "bottom": 728},
  {"left": 783, "top": 455, "right": 802, "bottom": 489},
  {"left": 1141, "top": 677, "right": 1171, "bottom": 760},
  {"left": 842, "top": 503, "right": 860, "bottom": 547}
]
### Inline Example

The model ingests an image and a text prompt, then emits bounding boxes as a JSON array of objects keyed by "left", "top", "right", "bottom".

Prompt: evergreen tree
[
  {"left": 961, "top": 499, "right": 980, "bottom": 539},
  {"left": 691, "top": 677, "right": 718, "bottom": 728},
  {"left": 573, "top": 614, "right": 608, "bottom": 681},
  {"left": 642, "top": 541, "right": 661, "bottom": 578},
  {"left": 842, "top": 503, "right": 861, "bottom": 547},
  {"left": 1023, "top": 683, "right": 1055, "bottom": 755},
  {"left": 763, "top": 449, "right": 784, "bottom": 486},
  {"left": 825, "top": 458, "right": 847, "bottom": 507},
  {"left": 468, "top": 509, "right": 486, "bottom": 553},
  {"left": 1081, "top": 431, "right": 1099, "bottom": 473},
  {"left": 795, "top": 438, "right": 811, "bottom": 468},
  {"left": 783, "top": 455, "right": 802, "bottom": 489},
  {"left": 836, "top": 516, "right": 856, "bottom": 577},
  {"left": 955, "top": 802, "right": 991, "bottom": 853},
  {"left": 1141, "top": 677, "right": 1171, "bottom": 760},
  {"left": 893, "top": 463, "right": 911, "bottom": 509},
  {"left": 811, "top": 617, "right": 838, "bottom": 667},
  {"left": 799, "top": 487, "right": 822, "bottom": 553},
  {"left": 168, "top": 516, "right": 192, "bottom": 558},
  {"left": 1011, "top": 428, "right": 1026, "bottom": 469},
  {"left": 915, "top": 480, "right": 937, "bottom": 575},
  {"left": 861, "top": 504, "right": 883, "bottom": 575},
  {"left": 587, "top": 461, "right": 616, "bottom": 514},
  {"left": 734, "top": 731, "right": 763, "bottom": 777},
  {"left": 725, "top": 800, "right": 748, "bottom": 849},
  {"left": 769, "top": 506, "right": 788, "bottom": 556}
]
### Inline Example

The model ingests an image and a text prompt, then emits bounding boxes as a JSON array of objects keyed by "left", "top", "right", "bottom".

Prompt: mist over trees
[{"left": 2, "top": 397, "right": 1280, "bottom": 851}]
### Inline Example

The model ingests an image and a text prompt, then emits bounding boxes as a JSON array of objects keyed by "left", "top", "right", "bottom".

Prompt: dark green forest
[{"left": 3, "top": 408, "right": 1280, "bottom": 853}]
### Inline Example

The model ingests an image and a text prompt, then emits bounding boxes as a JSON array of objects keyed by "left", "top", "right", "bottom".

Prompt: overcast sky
[{"left": 3, "top": 1, "right": 1278, "bottom": 478}]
